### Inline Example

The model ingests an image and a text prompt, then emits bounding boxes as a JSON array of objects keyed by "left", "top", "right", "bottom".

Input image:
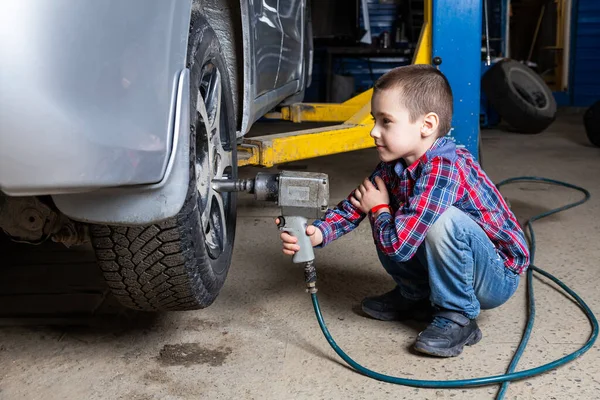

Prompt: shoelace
[{"left": 431, "top": 316, "right": 453, "bottom": 330}]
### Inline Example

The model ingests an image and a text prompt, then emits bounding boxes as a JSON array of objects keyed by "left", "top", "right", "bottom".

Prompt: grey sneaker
[
  {"left": 414, "top": 310, "right": 482, "bottom": 357},
  {"left": 361, "top": 287, "right": 432, "bottom": 321}
]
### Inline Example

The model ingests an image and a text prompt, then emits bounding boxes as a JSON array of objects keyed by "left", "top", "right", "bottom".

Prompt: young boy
[{"left": 278, "top": 64, "right": 530, "bottom": 357}]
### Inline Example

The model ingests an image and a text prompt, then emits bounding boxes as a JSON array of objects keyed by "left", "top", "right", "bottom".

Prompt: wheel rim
[{"left": 194, "top": 61, "right": 233, "bottom": 261}]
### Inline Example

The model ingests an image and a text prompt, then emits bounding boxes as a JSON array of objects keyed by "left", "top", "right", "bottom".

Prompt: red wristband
[{"left": 370, "top": 204, "right": 390, "bottom": 214}]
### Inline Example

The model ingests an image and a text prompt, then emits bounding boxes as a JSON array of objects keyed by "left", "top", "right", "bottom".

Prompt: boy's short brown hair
[{"left": 374, "top": 64, "right": 453, "bottom": 137}]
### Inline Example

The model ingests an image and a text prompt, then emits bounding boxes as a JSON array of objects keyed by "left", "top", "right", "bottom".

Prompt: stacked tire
[
  {"left": 482, "top": 59, "right": 557, "bottom": 134},
  {"left": 583, "top": 100, "right": 600, "bottom": 147}
]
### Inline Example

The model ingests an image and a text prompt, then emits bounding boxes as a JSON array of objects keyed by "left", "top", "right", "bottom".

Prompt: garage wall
[{"left": 304, "top": 0, "right": 415, "bottom": 102}]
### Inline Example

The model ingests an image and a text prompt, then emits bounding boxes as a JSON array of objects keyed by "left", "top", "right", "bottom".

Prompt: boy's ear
[{"left": 420, "top": 112, "right": 439, "bottom": 138}]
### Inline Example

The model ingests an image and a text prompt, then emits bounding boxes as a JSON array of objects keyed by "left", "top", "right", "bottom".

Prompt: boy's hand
[
  {"left": 350, "top": 176, "right": 390, "bottom": 214},
  {"left": 275, "top": 219, "right": 323, "bottom": 255}
]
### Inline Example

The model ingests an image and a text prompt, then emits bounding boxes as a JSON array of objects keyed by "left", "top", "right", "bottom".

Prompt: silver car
[{"left": 0, "top": 0, "right": 312, "bottom": 310}]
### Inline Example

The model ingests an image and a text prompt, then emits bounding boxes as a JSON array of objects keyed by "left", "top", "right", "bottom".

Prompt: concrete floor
[{"left": 1, "top": 114, "right": 599, "bottom": 399}]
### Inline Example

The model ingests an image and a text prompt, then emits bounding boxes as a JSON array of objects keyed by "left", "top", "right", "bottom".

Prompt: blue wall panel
[
  {"left": 359, "top": 0, "right": 399, "bottom": 38},
  {"left": 572, "top": 0, "right": 600, "bottom": 106}
]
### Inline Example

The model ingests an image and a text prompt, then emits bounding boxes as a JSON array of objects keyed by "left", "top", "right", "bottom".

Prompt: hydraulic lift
[{"left": 237, "top": 0, "right": 482, "bottom": 168}]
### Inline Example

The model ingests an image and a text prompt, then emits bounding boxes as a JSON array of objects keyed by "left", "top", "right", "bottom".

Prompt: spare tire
[
  {"left": 583, "top": 100, "right": 600, "bottom": 147},
  {"left": 482, "top": 59, "right": 557, "bottom": 134}
]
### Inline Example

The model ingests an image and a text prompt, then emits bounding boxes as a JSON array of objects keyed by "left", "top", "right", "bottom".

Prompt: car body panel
[
  {"left": 0, "top": 0, "right": 193, "bottom": 196},
  {"left": 0, "top": 0, "right": 309, "bottom": 224},
  {"left": 277, "top": 0, "right": 305, "bottom": 88},
  {"left": 251, "top": 0, "right": 281, "bottom": 97},
  {"left": 240, "top": 0, "right": 306, "bottom": 136},
  {"left": 53, "top": 69, "right": 191, "bottom": 225}
]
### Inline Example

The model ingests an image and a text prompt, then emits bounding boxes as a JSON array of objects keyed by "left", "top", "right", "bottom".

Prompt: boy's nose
[{"left": 370, "top": 127, "right": 379, "bottom": 139}]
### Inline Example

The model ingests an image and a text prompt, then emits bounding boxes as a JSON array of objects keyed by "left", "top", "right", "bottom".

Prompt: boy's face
[
  {"left": 370, "top": 89, "right": 431, "bottom": 165},
  {"left": 371, "top": 89, "right": 430, "bottom": 165}
]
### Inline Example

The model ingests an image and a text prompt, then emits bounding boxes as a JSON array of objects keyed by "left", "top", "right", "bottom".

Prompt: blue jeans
[{"left": 376, "top": 207, "right": 520, "bottom": 319}]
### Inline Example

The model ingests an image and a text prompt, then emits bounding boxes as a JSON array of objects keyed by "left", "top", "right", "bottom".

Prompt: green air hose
[{"left": 307, "top": 177, "right": 598, "bottom": 399}]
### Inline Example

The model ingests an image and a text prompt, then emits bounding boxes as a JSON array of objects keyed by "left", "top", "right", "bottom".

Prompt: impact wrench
[
  {"left": 212, "top": 170, "right": 329, "bottom": 289},
  {"left": 212, "top": 172, "right": 598, "bottom": 399}
]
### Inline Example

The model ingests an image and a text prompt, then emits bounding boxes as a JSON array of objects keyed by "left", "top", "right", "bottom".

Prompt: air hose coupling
[{"left": 304, "top": 260, "right": 318, "bottom": 294}]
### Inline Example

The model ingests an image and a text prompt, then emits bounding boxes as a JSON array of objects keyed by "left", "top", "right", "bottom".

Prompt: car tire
[
  {"left": 481, "top": 59, "right": 557, "bottom": 134},
  {"left": 89, "top": 15, "right": 238, "bottom": 311}
]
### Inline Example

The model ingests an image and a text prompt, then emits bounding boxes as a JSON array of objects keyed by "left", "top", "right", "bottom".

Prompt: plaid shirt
[{"left": 313, "top": 137, "right": 530, "bottom": 274}]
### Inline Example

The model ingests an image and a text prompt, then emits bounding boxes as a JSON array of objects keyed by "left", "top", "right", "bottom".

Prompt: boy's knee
[{"left": 424, "top": 207, "right": 463, "bottom": 249}]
